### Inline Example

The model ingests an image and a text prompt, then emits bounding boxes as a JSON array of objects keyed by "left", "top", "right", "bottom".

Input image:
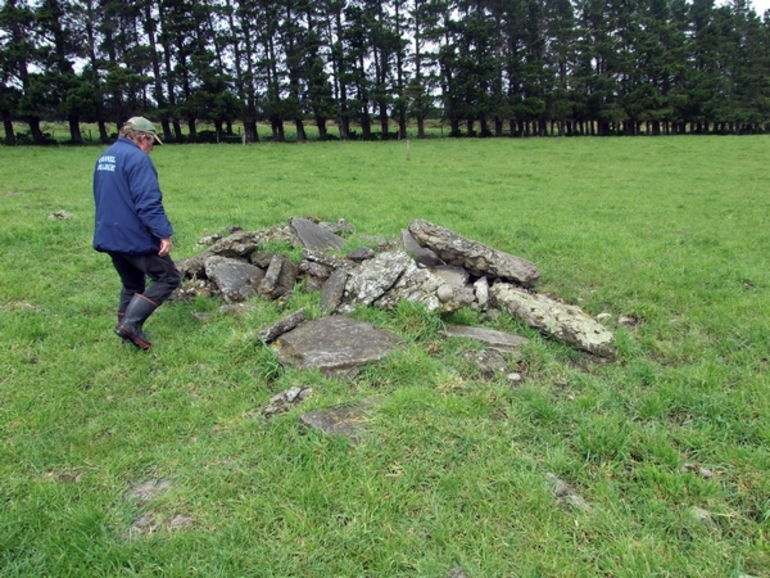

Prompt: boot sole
[{"left": 115, "top": 326, "right": 153, "bottom": 350}]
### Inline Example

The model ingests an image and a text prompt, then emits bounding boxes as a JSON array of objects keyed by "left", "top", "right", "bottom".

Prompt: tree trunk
[
  {"left": 28, "top": 117, "right": 45, "bottom": 144},
  {"left": 68, "top": 115, "right": 83, "bottom": 144},
  {"left": 2, "top": 112, "right": 15, "bottom": 145}
]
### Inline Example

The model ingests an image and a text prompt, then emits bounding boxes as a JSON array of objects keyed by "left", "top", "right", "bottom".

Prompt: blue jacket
[{"left": 92, "top": 137, "right": 174, "bottom": 254}]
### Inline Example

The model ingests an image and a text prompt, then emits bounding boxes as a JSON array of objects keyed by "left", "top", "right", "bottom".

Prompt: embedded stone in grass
[
  {"left": 463, "top": 348, "right": 510, "bottom": 378},
  {"left": 260, "top": 386, "right": 313, "bottom": 417},
  {"left": 272, "top": 316, "right": 404, "bottom": 378},
  {"left": 619, "top": 315, "right": 640, "bottom": 327},
  {"left": 689, "top": 506, "right": 716, "bottom": 527},
  {"left": 219, "top": 302, "right": 258, "bottom": 316},
  {"left": 545, "top": 472, "right": 590, "bottom": 511},
  {"left": 124, "top": 479, "right": 171, "bottom": 505},
  {"left": 47, "top": 210, "right": 75, "bottom": 220},
  {"left": 681, "top": 462, "right": 714, "bottom": 479},
  {"left": 168, "top": 513, "right": 194, "bottom": 531},
  {"left": 446, "top": 567, "right": 469, "bottom": 578},
  {"left": 440, "top": 325, "right": 529, "bottom": 353},
  {"left": 127, "top": 512, "right": 159, "bottom": 538},
  {"left": 300, "top": 398, "right": 379, "bottom": 443}
]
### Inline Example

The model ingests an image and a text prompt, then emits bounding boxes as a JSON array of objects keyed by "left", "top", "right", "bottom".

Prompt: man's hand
[{"left": 159, "top": 238, "right": 172, "bottom": 257}]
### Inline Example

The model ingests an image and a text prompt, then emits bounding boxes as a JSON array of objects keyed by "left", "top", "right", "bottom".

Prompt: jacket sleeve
[{"left": 126, "top": 155, "right": 174, "bottom": 240}]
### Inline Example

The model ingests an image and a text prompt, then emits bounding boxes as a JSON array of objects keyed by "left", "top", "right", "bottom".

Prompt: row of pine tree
[{"left": 2, "top": 0, "right": 769, "bottom": 144}]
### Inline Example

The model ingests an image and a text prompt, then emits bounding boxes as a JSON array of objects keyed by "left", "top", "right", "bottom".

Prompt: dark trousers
[{"left": 109, "top": 252, "right": 181, "bottom": 314}]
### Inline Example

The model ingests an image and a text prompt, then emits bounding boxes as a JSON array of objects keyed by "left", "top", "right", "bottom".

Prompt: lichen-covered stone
[
  {"left": 490, "top": 283, "right": 615, "bottom": 357},
  {"left": 409, "top": 219, "right": 541, "bottom": 287}
]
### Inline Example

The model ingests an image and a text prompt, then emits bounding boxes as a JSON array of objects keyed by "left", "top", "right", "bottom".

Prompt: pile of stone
[{"left": 173, "top": 217, "right": 615, "bottom": 358}]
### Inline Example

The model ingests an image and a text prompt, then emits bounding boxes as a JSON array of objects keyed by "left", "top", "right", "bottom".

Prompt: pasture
[{"left": 1, "top": 136, "right": 769, "bottom": 576}]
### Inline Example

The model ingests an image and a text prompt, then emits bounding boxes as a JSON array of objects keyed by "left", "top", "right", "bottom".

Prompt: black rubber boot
[{"left": 115, "top": 294, "right": 157, "bottom": 350}]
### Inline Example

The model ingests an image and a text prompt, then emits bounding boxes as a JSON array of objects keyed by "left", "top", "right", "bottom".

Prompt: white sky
[{"left": 741, "top": 0, "right": 770, "bottom": 15}]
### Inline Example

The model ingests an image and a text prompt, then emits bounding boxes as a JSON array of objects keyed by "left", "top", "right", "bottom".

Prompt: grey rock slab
[
  {"left": 205, "top": 255, "right": 265, "bottom": 303},
  {"left": 291, "top": 217, "right": 346, "bottom": 251},
  {"left": 429, "top": 265, "right": 469, "bottom": 288},
  {"left": 176, "top": 229, "right": 269, "bottom": 278},
  {"left": 272, "top": 316, "right": 405, "bottom": 376},
  {"left": 302, "top": 248, "right": 354, "bottom": 270},
  {"left": 344, "top": 251, "right": 411, "bottom": 306},
  {"left": 401, "top": 228, "right": 443, "bottom": 267},
  {"left": 298, "top": 260, "right": 334, "bottom": 280},
  {"left": 320, "top": 268, "right": 349, "bottom": 315},
  {"left": 258, "top": 254, "right": 297, "bottom": 299},
  {"left": 440, "top": 325, "right": 529, "bottom": 352},
  {"left": 346, "top": 247, "right": 375, "bottom": 262},
  {"left": 373, "top": 259, "right": 444, "bottom": 313},
  {"left": 409, "top": 219, "right": 541, "bottom": 287},
  {"left": 490, "top": 283, "right": 615, "bottom": 358},
  {"left": 259, "top": 308, "right": 306, "bottom": 343},
  {"left": 300, "top": 398, "right": 379, "bottom": 443}
]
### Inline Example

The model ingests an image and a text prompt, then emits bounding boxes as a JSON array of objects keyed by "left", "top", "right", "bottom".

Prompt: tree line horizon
[{"left": 2, "top": 0, "right": 770, "bottom": 146}]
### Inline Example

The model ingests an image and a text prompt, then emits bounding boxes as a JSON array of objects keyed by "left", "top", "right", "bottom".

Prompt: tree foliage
[{"left": 2, "top": 0, "right": 770, "bottom": 144}]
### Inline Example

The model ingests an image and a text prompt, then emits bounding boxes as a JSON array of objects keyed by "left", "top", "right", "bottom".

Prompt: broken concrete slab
[
  {"left": 290, "top": 217, "right": 346, "bottom": 251},
  {"left": 490, "top": 283, "right": 615, "bottom": 358},
  {"left": 272, "top": 316, "right": 405, "bottom": 377},
  {"left": 440, "top": 325, "right": 529, "bottom": 353},
  {"left": 409, "top": 219, "right": 541, "bottom": 287}
]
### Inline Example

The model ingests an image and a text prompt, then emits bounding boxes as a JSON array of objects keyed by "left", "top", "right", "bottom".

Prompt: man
[{"left": 93, "top": 116, "right": 180, "bottom": 350}]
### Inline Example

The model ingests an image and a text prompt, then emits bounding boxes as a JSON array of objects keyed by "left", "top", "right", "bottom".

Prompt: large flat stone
[{"left": 272, "top": 316, "right": 404, "bottom": 376}]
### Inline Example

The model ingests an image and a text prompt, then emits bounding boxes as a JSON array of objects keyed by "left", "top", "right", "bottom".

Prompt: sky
[{"left": 740, "top": 0, "right": 770, "bottom": 14}]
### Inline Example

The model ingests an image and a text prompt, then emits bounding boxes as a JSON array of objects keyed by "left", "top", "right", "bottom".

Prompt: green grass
[{"left": 1, "top": 136, "right": 769, "bottom": 577}]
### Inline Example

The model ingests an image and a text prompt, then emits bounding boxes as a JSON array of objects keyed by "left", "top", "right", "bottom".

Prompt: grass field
[{"left": 1, "top": 136, "right": 769, "bottom": 577}]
